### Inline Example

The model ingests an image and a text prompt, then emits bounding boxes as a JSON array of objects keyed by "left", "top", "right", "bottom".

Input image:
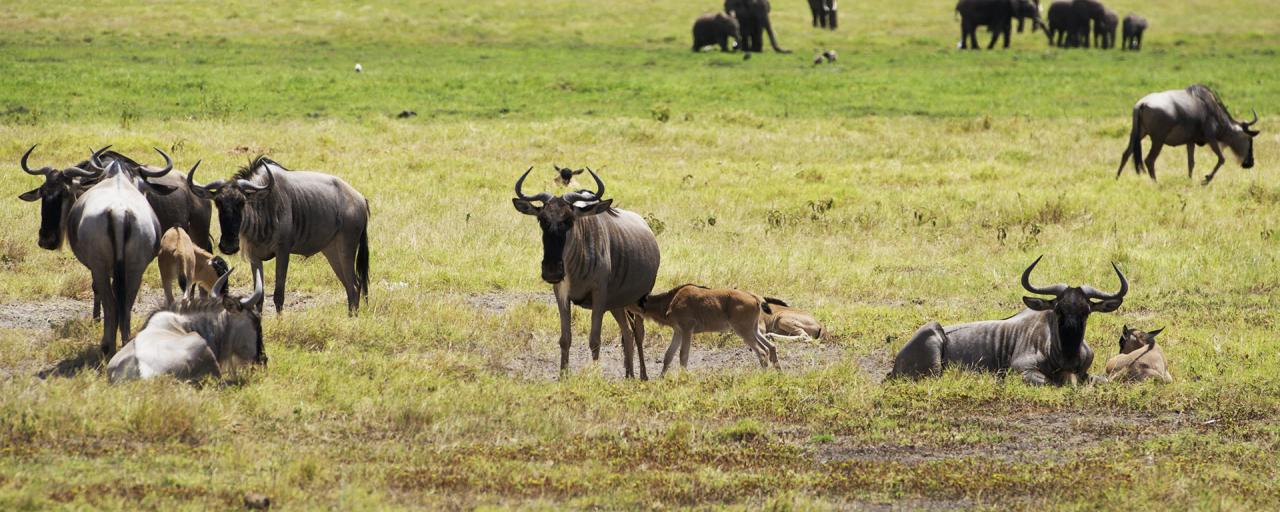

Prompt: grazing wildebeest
[
  {"left": 627, "top": 284, "right": 779, "bottom": 376},
  {"left": 512, "top": 167, "right": 659, "bottom": 379},
  {"left": 955, "top": 0, "right": 1046, "bottom": 50},
  {"left": 1094, "top": 9, "right": 1118, "bottom": 49},
  {"left": 61, "top": 148, "right": 175, "bottom": 355},
  {"left": 724, "top": 0, "right": 790, "bottom": 53},
  {"left": 107, "top": 268, "right": 266, "bottom": 383},
  {"left": 189, "top": 156, "right": 371, "bottom": 314},
  {"left": 807, "top": 0, "right": 837, "bottom": 29},
  {"left": 1104, "top": 325, "right": 1172, "bottom": 383},
  {"left": 1116, "top": 84, "right": 1260, "bottom": 184},
  {"left": 889, "top": 257, "right": 1128, "bottom": 386},
  {"left": 1122, "top": 14, "right": 1147, "bottom": 50},
  {"left": 759, "top": 297, "right": 824, "bottom": 341},
  {"left": 692, "top": 12, "right": 741, "bottom": 52},
  {"left": 158, "top": 226, "right": 230, "bottom": 305}
]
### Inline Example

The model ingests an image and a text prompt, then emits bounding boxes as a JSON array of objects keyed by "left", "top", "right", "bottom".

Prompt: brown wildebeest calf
[
  {"left": 759, "top": 297, "right": 824, "bottom": 342},
  {"left": 629, "top": 284, "right": 780, "bottom": 376},
  {"left": 1104, "top": 325, "right": 1172, "bottom": 383},
  {"left": 158, "top": 227, "right": 229, "bottom": 305}
]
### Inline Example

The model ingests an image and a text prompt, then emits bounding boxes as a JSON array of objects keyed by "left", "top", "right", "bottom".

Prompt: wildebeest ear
[
  {"left": 1147, "top": 327, "right": 1164, "bottom": 338},
  {"left": 571, "top": 169, "right": 584, "bottom": 176},
  {"left": 18, "top": 188, "right": 41, "bottom": 202},
  {"left": 1022, "top": 296, "right": 1053, "bottom": 311},
  {"left": 512, "top": 198, "right": 540, "bottom": 215},
  {"left": 1091, "top": 298, "right": 1123, "bottom": 313},
  {"left": 575, "top": 198, "right": 613, "bottom": 216},
  {"left": 1245, "top": 129, "right": 1260, "bottom": 137}
]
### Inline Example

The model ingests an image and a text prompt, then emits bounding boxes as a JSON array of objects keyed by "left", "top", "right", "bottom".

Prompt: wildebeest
[
  {"left": 692, "top": 12, "right": 741, "bottom": 52},
  {"left": 1094, "top": 9, "right": 1118, "bottom": 49},
  {"left": 724, "top": 0, "right": 790, "bottom": 53},
  {"left": 512, "top": 167, "right": 660, "bottom": 379},
  {"left": 1122, "top": 14, "right": 1147, "bottom": 50},
  {"left": 58, "top": 148, "right": 176, "bottom": 355},
  {"left": 189, "top": 156, "right": 371, "bottom": 314},
  {"left": 627, "top": 284, "right": 779, "bottom": 376},
  {"left": 107, "top": 268, "right": 266, "bottom": 383},
  {"left": 807, "top": 0, "right": 837, "bottom": 29},
  {"left": 1104, "top": 325, "right": 1172, "bottom": 383},
  {"left": 554, "top": 165, "right": 586, "bottom": 188},
  {"left": 955, "top": 0, "right": 1046, "bottom": 50},
  {"left": 759, "top": 297, "right": 824, "bottom": 341},
  {"left": 1116, "top": 84, "right": 1260, "bottom": 184},
  {"left": 889, "top": 257, "right": 1128, "bottom": 385},
  {"left": 158, "top": 226, "right": 230, "bottom": 305}
]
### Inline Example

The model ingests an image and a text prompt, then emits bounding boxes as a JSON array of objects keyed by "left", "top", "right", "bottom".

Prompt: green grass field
[{"left": 1, "top": 0, "right": 1278, "bottom": 509}]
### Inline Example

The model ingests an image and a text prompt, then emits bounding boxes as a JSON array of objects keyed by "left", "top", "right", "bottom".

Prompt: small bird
[{"left": 354, "top": 63, "right": 363, "bottom": 73}]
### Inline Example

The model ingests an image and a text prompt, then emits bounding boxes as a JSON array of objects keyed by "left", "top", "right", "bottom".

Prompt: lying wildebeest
[
  {"left": 189, "top": 156, "right": 371, "bottom": 314},
  {"left": 1104, "top": 325, "right": 1171, "bottom": 383},
  {"left": 554, "top": 164, "right": 586, "bottom": 188},
  {"left": 759, "top": 297, "right": 824, "bottom": 341},
  {"left": 807, "top": 0, "right": 837, "bottom": 29},
  {"left": 107, "top": 268, "right": 266, "bottom": 383},
  {"left": 60, "top": 148, "right": 176, "bottom": 355},
  {"left": 513, "top": 167, "right": 659, "bottom": 379},
  {"left": 692, "top": 12, "right": 741, "bottom": 52},
  {"left": 1116, "top": 84, "right": 1260, "bottom": 184},
  {"left": 158, "top": 226, "right": 229, "bottom": 305},
  {"left": 955, "top": 0, "right": 1046, "bottom": 50},
  {"left": 889, "top": 257, "right": 1128, "bottom": 385},
  {"left": 724, "top": 0, "right": 790, "bottom": 53},
  {"left": 1094, "top": 9, "right": 1118, "bottom": 49},
  {"left": 628, "top": 284, "right": 779, "bottom": 376},
  {"left": 1122, "top": 14, "right": 1146, "bottom": 50}
]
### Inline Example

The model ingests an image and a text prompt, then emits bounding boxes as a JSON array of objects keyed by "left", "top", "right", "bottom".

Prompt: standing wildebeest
[
  {"left": 807, "top": 0, "right": 837, "bottom": 29},
  {"left": 512, "top": 167, "right": 660, "bottom": 379},
  {"left": 64, "top": 148, "right": 175, "bottom": 355},
  {"left": 189, "top": 156, "right": 370, "bottom": 314},
  {"left": 1094, "top": 9, "right": 1118, "bottom": 49},
  {"left": 1104, "top": 325, "right": 1172, "bottom": 383},
  {"left": 1116, "top": 84, "right": 1260, "bottom": 184},
  {"left": 157, "top": 226, "right": 230, "bottom": 305},
  {"left": 724, "top": 0, "right": 791, "bottom": 53},
  {"left": 628, "top": 284, "right": 779, "bottom": 376},
  {"left": 889, "top": 257, "right": 1128, "bottom": 385},
  {"left": 955, "top": 0, "right": 1046, "bottom": 50},
  {"left": 107, "top": 268, "right": 266, "bottom": 383},
  {"left": 692, "top": 12, "right": 741, "bottom": 52},
  {"left": 1121, "top": 14, "right": 1147, "bottom": 50}
]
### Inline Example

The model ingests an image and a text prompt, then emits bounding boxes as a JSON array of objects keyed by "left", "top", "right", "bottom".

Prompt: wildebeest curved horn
[
  {"left": 584, "top": 167, "right": 605, "bottom": 198},
  {"left": 1081, "top": 262, "right": 1128, "bottom": 301},
  {"left": 1243, "top": 109, "right": 1258, "bottom": 127},
  {"left": 212, "top": 268, "right": 233, "bottom": 298},
  {"left": 88, "top": 145, "right": 112, "bottom": 170},
  {"left": 64, "top": 146, "right": 111, "bottom": 178},
  {"left": 241, "top": 268, "right": 264, "bottom": 308},
  {"left": 1021, "top": 255, "right": 1068, "bottom": 296},
  {"left": 515, "top": 166, "right": 552, "bottom": 202},
  {"left": 137, "top": 147, "right": 173, "bottom": 178},
  {"left": 236, "top": 162, "right": 274, "bottom": 192},
  {"left": 19, "top": 144, "right": 47, "bottom": 175},
  {"left": 186, "top": 162, "right": 225, "bottom": 193}
]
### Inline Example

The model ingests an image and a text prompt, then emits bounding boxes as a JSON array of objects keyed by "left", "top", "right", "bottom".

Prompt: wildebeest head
[
  {"left": 188, "top": 157, "right": 275, "bottom": 255},
  {"left": 553, "top": 165, "right": 585, "bottom": 187},
  {"left": 512, "top": 167, "right": 613, "bottom": 284},
  {"left": 16, "top": 145, "right": 103, "bottom": 250},
  {"left": 84, "top": 146, "right": 181, "bottom": 198},
  {"left": 1118, "top": 325, "right": 1162, "bottom": 354},
  {"left": 176, "top": 267, "right": 268, "bottom": 366},
  {"left": 1020, "top": 256, "right": 1128, "bottom": 345},
  {"left": 1230, "top": 109, "right": 1260, "bottom": 169}
]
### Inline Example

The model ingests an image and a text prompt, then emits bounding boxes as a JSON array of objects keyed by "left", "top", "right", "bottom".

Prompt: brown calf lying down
[
  {"left": 759, "top": 297, "right": 824, "bottom": 341},
  {"left": 629, "top": 284, "right": 780, "bottom": 376},
  {"left": 158, "top": 227, "right": 229, "bottom": 304},
  {"left": 1105, "top": 326, "right": 1172, "bottom": 383}
]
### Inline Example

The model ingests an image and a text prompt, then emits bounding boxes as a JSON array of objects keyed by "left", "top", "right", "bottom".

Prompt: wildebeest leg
[
  {"left": 1203, "top": 141, "right": 1228, "bottom": 185},
  {"left": 610, "top": 309, "right": 636, "bottom": 379},
  {"left": 159, "top": 255, "right": 176, "bottom": 305},
  {"left": 587, "top": 307, "right": 605, "bottom": 362},
  {"left": 1186, "top": 145, "right": 1196, "bottom": 179},
  {"left": 118, "top": 266, "right": 145, "bottom": 349},
  {"left": 679, "top": 327, "right": 693, "bottom": 368},
  {"left": 249, "top": 258, "right": 266, "bottom": 313},
  {"left": 1143, "top": 138, "right": 1165, "bottom": 181},
  {"left": 322, "top": 243, "right": 360, "bottom": 315},
  {"left": 630, "top": 311, "right": 648, "bottom": 380},
  {"left": 889, "top": 321, "right": 945, "bottom": 379},
  {"left": 555, "top": 285, "right": 572, "bottom": 373},
  {"left": 272, "top": 255, "right": 290, "bottom": 314},
  {"left": 756, "top": 330, "right": 780, "bottom": 369},
  {"left": 1115, "top": 145, "right": 1133, "bottom": 179},
  {"left": 1015, "top": 360, "right": 1049, "bottom": 385},
  {"left": 91, "top": 270, "right": 116, "bottom": 356},
  {"left": 92, "top": 296, "right": 101, "bottom": 322},
  {"left": 660, "top": 330, "right": 683, "bottom": 377}
]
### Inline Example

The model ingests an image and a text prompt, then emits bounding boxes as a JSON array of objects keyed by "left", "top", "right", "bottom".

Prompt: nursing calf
[
  {"left": 158, "top": 227, "right": 229, "bottom": 304},
  {"left": 629, "top": 284, "right": 779, "bottom": 376}
]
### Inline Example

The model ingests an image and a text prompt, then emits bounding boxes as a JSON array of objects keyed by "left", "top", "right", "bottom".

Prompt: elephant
[
  {"left": 1068, "top": 0, "right": 1106, "bottom": 48},
  {"left": 1046, "top": 0, "right": 1072, "bottom": 47},
  {"left": 808, "top": 0, "right": 837, "bottom": 30},
  {"left": 1094, "top": 9, "right": 1118, "bottom": 49},
  {"left": 692, "top": 12, "right": 741, "bottom": 52},
  {"left": 724, "top": 0, "right": 791, "bottom": 53},
  {"left": 955, "top": 0, "right": 1047, "bottom": 50},
  {"left": 1122, "top": 14, "right": 1147, "bottom": 50}
]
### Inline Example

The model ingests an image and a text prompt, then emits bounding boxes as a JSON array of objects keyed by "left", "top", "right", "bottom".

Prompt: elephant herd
[{"left": 956, "top": 0, "right": 1148, "bottom": 50}]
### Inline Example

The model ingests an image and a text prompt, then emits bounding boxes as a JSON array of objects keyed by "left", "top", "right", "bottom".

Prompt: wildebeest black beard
[
  {"left": 38, "top": 196, "right": 65, "bottom": 249},
  {"left": 540, "top": 230, "right": 568, "bottom": 283},
  {"left": 1056, "top": 315, "right": 1088, "bottom": 354}
]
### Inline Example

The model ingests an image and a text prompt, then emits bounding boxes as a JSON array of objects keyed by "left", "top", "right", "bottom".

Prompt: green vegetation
[{"left": 1, "top": 0, "right": 1278, "bottom": 509}]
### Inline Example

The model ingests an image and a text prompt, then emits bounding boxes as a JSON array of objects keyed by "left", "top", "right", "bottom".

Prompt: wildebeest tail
[
  {"left": 756, "top": 294, "right": 773, "bottom": 314},
  {"left": 356, "top": 226, "right": 370, "bottom": 300},
  {"left": 763, "top": 296, "right": 789, "bottom": 307},
  {"left": 1130, "top": 105, "right": 1144, "bottom": 174},
  {"left": 109, "top": 211, "right": 129, "bottom": 333}
]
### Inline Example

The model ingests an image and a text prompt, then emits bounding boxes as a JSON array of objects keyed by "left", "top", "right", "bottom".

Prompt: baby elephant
[
  {"left": 692, "top": 12, "right": 741, "bottom": 52},
  {"left": 1104, "top": 326, "right": 1172, "bottom": 383},
  {"left": 759, "top": 297, "right": 824, "bottom": 342},
  {"left": 158, "top": 227, "right": 230, "bottom": 305},
  {"left": 629, "top": 284, "right": 780, "bottom": 376}
]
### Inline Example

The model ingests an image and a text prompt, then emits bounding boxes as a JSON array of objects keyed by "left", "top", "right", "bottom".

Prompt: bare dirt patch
[
  {"left": 498, "top": 337, "right": 849, "bottom": 380},
  {"left": 462, "top": 290, "right": 553, "bottom": 315}
]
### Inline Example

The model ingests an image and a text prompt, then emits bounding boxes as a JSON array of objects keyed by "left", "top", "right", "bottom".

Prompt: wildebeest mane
[
  {"left": 235, "top": 155, "right": 288, "bottom": 180},
  {"left": 762, "top": 296, "right": 789, "bottom": 307},
  {"left": 145, "top": 293, "right": 264, "bottom": 361},
  {"left": 1186, "top": 84, "right": 1236, "bottom": 128}
]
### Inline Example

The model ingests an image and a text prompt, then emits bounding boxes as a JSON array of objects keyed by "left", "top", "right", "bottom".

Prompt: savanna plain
[{"left": 1, "top": 0, "right": 1278, "bottom": 509}]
